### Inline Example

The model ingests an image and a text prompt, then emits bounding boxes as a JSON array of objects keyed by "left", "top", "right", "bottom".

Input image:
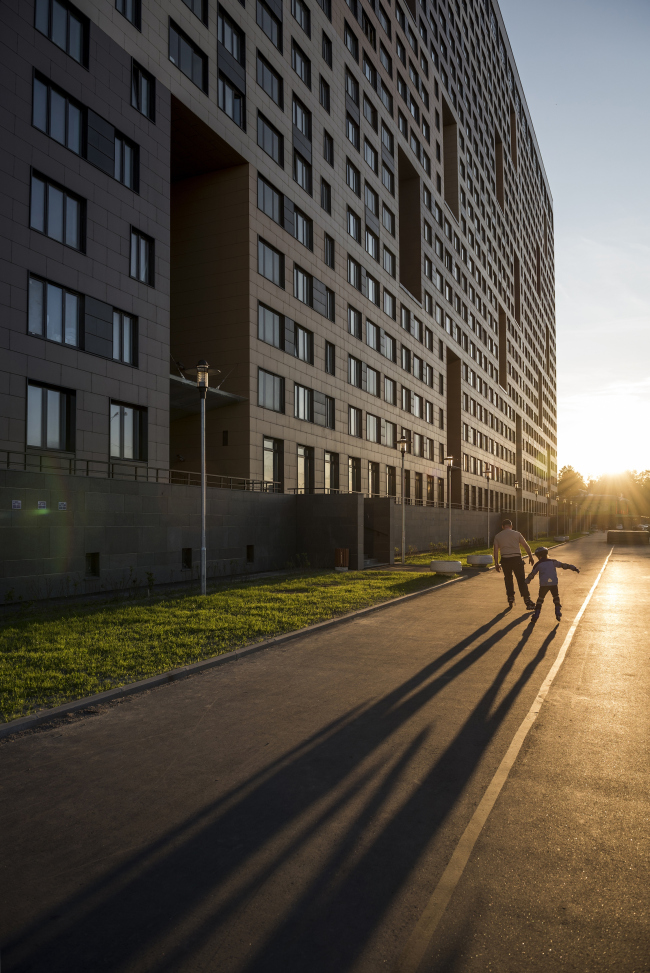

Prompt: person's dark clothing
[
  {"left": 501, "top": 555, "right": 531, "bottom": 604},
  {"left": 534, "top": 584, "right": 561, "bottom": 612}
]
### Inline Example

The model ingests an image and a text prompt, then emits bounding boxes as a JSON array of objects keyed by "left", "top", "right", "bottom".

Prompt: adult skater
[{"left": 492, "top": 518, "right": 536, "bottom": 611}]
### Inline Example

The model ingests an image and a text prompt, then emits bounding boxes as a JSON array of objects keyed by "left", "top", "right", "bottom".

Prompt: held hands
[{"left": 528, "top": 555, "right": 534, "bottom": 565}]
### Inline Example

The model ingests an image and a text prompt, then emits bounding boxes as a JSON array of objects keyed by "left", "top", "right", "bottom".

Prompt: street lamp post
[
  {"left": 444, "top": 456, "right": 454, "bottom": 555},
  {"left": 398, "top": 436, "right": 407, "bottom": 564},
  {"left": 514, "top": 480, "right": 519, "bottom": 533},
  {"left": 546, "top": 492, "right": 550, "bottom": 535},
  {"left": 485, "top": 468, "right": 492, "bottom": 549},
  {"left": 196, "top": 359, "right": 209, "bottom": 596},
  {"left": 563, "top": 499, "right": 567, "bottom": 536},
  {"left": 534, "top": 490, "right": 538, "bottom": 540}
]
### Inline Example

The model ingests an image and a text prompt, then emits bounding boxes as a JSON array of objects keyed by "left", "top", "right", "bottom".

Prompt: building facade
[{"left": 1, "top": 0, "right": 558, "bottom": 515}]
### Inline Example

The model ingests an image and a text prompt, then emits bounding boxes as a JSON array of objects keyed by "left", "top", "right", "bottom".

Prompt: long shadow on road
[{"left": 3, "top": 613, "right": 556, "bottom": 973}]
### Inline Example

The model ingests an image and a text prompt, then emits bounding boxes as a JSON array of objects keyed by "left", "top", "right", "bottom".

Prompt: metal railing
[{"left": 1, "top": 451, "right": 280, "bottom": 493}]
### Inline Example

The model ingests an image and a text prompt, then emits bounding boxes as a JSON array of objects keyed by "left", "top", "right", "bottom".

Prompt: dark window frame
[
  {"left": 34, "top": 0, "right": 89, "bottom": 67},
  {"left": 26, "top": 379, "right": 76, "bottom": 453},
  {"left": 29, "top": 170, "right": 85, "bottom": 252},
  {"left": 129, "top": 228, "right": 155, "bottom": 286},
  {"left": 169, "top": 19, "right": 209, "bottom": 93}
]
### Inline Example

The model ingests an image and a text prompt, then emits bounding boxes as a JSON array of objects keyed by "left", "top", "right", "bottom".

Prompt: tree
[{"left": 557, "top": 466, "right": 586, "bottom": 498}]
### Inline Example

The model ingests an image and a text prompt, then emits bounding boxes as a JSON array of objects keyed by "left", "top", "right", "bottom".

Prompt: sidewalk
[{"left": 1, "top": 534, "right": 644, "bottom": 973}]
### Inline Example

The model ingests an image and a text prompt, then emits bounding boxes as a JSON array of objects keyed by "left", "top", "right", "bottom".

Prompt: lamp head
[
  {"left": 196, "top": 360, "right": 209, "bottom": 388},
  {"left": 514, "top": 480, "right": 519, "bottom": 490},
  {"left": 444, "top": 455, "right": 453, "bottom": 468},
  {"left": 397, "top": 436, "right": 407, "bottom": 455}
]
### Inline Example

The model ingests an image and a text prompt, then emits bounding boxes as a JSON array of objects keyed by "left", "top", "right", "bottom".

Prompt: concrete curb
[{"left": 0, "top": 571, "right": 471, "bottom": 742}]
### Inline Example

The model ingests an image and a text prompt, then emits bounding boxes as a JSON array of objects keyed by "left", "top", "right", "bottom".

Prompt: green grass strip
[{"left": 0, "top": 570, "right": 443, "bottom": 723}]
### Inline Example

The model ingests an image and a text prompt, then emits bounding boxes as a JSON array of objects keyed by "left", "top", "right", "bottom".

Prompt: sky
[{"left": 497, "top": 0, "right": 650, "bottom": 480}]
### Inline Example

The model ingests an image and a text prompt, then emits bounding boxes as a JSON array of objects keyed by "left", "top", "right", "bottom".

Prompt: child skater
[{"left": 526, "top": 547, "right": 580, "bottom": 622}]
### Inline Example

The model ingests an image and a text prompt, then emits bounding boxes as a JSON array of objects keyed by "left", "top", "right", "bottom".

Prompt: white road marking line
[{"left": 393, "top": 547, "right": 614, "bottom": 973}]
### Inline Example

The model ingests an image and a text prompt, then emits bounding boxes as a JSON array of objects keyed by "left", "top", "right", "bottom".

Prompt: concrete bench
[
  {"left": 432, "top": 560, "right": 463, "bottom": 574},
  {"left": 606, "top": 530, "right": 650, "bottom": 546},
  {"left": 466, "top": 555, "right": 493, "bottom": 570}
]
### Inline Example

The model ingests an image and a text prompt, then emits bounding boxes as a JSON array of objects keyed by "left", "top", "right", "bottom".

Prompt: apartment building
[{"left": 0, "top": 0, "right": 557, "bottom": 515}]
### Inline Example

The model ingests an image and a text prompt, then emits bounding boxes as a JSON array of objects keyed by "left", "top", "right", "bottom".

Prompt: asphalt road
[{"left": 1, "top": 533, "right": 648, "bottom": 972}]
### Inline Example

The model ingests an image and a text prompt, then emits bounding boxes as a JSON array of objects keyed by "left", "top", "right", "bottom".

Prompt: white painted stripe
[{"left": 393, "top": 547, "right": 614, "bottom": 973}]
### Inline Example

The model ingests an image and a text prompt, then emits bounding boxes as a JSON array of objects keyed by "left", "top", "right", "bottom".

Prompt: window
[
  {"left": 291, "top": 0, "right": 311, "bottom": 36},
  {"left": 346, "top": 159, "right": 361, "bottom": 195},
  {"left": 30, "top": 173, "right": 83, "bottom": 251},
  {"left": 346, "top": 115, "right": 360, "bottom": 150},
  {"left": 363, "top": 96, "right": 377, "bottom": 131},
  {"left": 363, "top": 54, "right": 377, "bottom": 90},
  {"left": 379, "top": 80, "right": 393, "bottom": 114},
  {"left": 257, "top": 53, "right": 283, "bottom": 107},
  {"left": 362, "top": 11, "right": 376, "bottom": 50},
  {"left": 344, "top": 21, "right": 359, "bottom": 61},
  {"left": 325, "top": 341, "right": 336, "bottom": 374},
  {"left": 130, "top": 229, "right": 154, "bottom": 285},
  {"left": 321, "top": 179, "right": 331, "bottom": 212},
  {"left": 383, "top": 288, "right": 396, "bottom": 318},
  {"left": 326, "top": 288, "right": 335, "bottom": 322},
  {"left": 297, "top": 444, "right": 314, "bottom": 492},
  {"left": 348, "top": 355, "right": 362, "bottom": 387},
  {"left": 367, "top": 413, "right": 380, "bottom": 443},
  {"left": 384, "top": 376, "right": 396, "bottom": 404},
  {"left": 32, "top": 76, "right": 82, "bottom": 155},
  {"left": 322, "top": 31, "right": 333, "bottom": 66},
  {"left": 258, "top": 369, "right": 285, "bottom": 412},
  {"left": 349, "top": 407, "right": 363, "bottom": 438},
  {"left": 366, "top": 319, "right": 378, "bottom": 349},
  {"left": 27, "top": 382, "right": 74, "bottom": 451},
  {"left": 293, "top": 151, "right": 312, "bottom": 193},
  {"left": 35, "top": 0, "right": 86, "bottom": 64},
  {"left": 292, "top": 39, "right": 311, "bottom": 88},
  {"left": 257, "top": 0, "right": 282, "bottom": 51},
  {"left": 258, "top": 302, "right": 282, "bottom": 347},
  {"left": 387, "top": 464, "right": 397, "bottom": 496},
  {"left": 257, "top": 174, "right": 283, "bottom": 223},
  {"left": 263, "top": 436, "right": 283, "bottom": 486},
  {"left": 294, "top": 384, "right": 313, "bottom": 421},
  {"left": 132, "top": 61, "right": 155, "bottom": 120},
  {"left": 114, "top": 134, "right": 138, "bottom": 189},
  {"left": 348, "top": 256, "right": 361, "bottom": 290},
  {"left": 398, "top": 110, "right": 408, "bottom": 137},
  {"left": 366, "top": 273, "right": 379, "bottom": 306},
  {"left": 396, "top": 37, "right": 406, "bottom": 66},
  {"left": 381, "top": 123, "right": 394, "bottom": 157},
  {"left": 381, "top": 331, "right": 396, "bottom": 361},
  {"left": 380, "top": 42, "right": 392, "bottom": 75},
  {"left": 110, "top": 401, "right": 147, "bottom": 460},
  {"left": 383, "top": 246, "right": 396, "bottom": 276},
  {"left": 28, "top": 275, "right": 79, "bottom": 347},
  {"left": 169, "top": 21, "right": 208, "bottom": 92},
  {"left": 366, "top": 366, "right": 380, "bottom": 397},
  {"left": 258, "top": 113, "right": 284, "bottom": 165},
  {"left": 382, "top": 164, "right": 394, "bottom": 195},
  {"left": 258, "top": 238, "right": 285, "bottom": 287},
  {"left": 218, "top": 6, "right": 246, "bottom": 66},
  {"left": 323, "top": 131, "right": 334, "bottom": 165},
  {"left": 320, "top": 76, "right": 331, "bottom": 112},
  {"left": 182, "top": 0, "right": 207, "bottom": 23},
  {"left": 347, "top": 207, "right": 361, "bottom": 242},
  {"left": 292, "top": 95, "right": 311, "bottom": 142},
  {"left": 218, "top": 75, "right": 245, "bottom": 127},
  {"left": 364, "top": 184, "right": 378, "bottom": 216},
  {"left": 325, "top": 451, "right": 339, "bottom": 492},
  {"left": 365, "top": 227, "right": 379, "bottom": 261},
  {"left": 349, "top": 455, "right": 362, "bottom": 491},
  {"left": 113, "top": 311, "right": 136, "bottom": 364},
  {"left": 348, "top": 305, "right": 362, "bottom": 338},
  {"left": 364, "top": 139, "right": 378, "bottom": 173},
  {"left": 294, "top": 266, "right": 313, "bottom": 305},
  {"left": 382, "top": 204, "right": 395, "bottom": 235},
  {"left": 116, "top": 0, "right": 141, "bottom": 28},
  {"left": 345, "top": 70, "right": 359, "bottom": 105},
  {"left": 324, "top": 233, "right": 335, "bottom": 268},
  {"left": 294, "top": 207, "right": 313, "bottom": 248}
]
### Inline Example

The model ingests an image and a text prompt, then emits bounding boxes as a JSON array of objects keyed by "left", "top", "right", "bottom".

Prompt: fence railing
[{"left": 1, "top": 451, "right": 280, "bottom": 493}]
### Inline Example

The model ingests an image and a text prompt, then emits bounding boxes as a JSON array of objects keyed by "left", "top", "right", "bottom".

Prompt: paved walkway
[{"left": 1, "top": 534, "right": 648, "bottom": 972}]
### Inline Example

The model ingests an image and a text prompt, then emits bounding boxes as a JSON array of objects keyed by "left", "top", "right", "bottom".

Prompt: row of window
[
  {"left": 27, "top": 275, "right": 136, "bottom": 364},
  {"left": 29, "top": 173, "right": 154, "bottom": 283},
  {"left": 25, "top": 381, "right": 146, "bottom": 460},
  {"left": 258, "top": 238, "right": 335, "bottom": 321}
]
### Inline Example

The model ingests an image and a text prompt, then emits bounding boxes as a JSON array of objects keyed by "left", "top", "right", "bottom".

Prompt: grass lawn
[{"left": 0, "top": 569, "right": 444, "bottom": 724}]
